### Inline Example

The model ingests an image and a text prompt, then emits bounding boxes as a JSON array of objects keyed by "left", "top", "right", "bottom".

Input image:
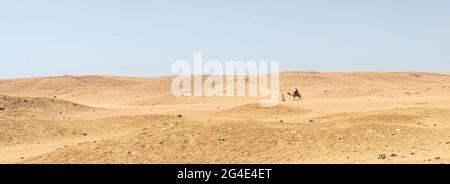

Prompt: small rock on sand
[
  {"left": 378, "top": 154, "right": 387, "bottom": 160},
  {"left": 309, "top": 120, "right": 314, "bottom": 123},
  {"left": 0, "top": 107, "right": 5, "bottom": 111}
]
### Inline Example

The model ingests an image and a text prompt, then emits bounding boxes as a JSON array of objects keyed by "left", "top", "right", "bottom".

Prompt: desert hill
[{"left": 0, "top": 95, "right": 102, "bottom": 121}]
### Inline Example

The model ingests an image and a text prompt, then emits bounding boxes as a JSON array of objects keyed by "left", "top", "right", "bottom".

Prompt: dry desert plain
[{"left": 0, "top": 72, "right": 450, "bottom": 164}]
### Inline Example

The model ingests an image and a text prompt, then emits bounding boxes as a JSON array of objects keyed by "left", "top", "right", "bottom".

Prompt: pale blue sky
[{"left": 1, "top": 0, "right": 449, "bottom": 79}]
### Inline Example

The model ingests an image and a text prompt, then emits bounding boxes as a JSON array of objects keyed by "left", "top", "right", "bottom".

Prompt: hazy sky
[{"left": 1, "top": 0, "right": 449, "bottom": 79}]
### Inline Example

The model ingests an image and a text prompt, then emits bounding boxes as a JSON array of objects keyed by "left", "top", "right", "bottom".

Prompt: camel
[{"left": 287, "top": 88, "right": 303, "bottom": 101}]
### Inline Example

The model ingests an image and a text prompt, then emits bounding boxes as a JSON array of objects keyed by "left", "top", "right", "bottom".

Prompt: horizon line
[{"left": 1, "top": 70, "right": 449, "bottom": 80}]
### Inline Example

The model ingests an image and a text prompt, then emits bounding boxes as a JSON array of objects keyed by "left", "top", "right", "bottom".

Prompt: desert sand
[{"left": 0, "top": 72, "right": 449, "bottom": 164}]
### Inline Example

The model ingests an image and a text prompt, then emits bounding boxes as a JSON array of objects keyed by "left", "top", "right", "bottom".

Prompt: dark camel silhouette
[{"left": 287, "top": 88, "right": 303, "bottom": 101}]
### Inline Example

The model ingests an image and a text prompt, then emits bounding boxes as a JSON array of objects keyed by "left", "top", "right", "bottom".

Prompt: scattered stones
[
  {"left": 378, "top": 154, "right": 387, "bottom": 160},
  {"left": 309, "top": 120, "right": 314, "bottom": 123},
  {"left": 410, "top": 152, "right": 415, "bottom": 155},
  {"left": 434, "top": 156, "right": 441, "bottom": 160},
  {"left": 177, "top": 114, "right": 183, "bottom": 118},
  {"left": 390, "top": 153, "right": 398, "bottom": 157},
  {"left": 82, "top": 133, "right": 88, "bottom": 136},
  {"left": 20, "top": 157, "right": 24, "bottom": 160}
]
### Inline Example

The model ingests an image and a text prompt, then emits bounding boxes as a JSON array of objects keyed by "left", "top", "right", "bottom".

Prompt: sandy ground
[{"left": 0, "top": 72, "right": 449, "bottom": 164}]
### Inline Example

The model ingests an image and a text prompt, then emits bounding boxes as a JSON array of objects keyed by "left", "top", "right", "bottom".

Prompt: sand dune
[
  {"left": 0, "top": 95, "right": 102, "bottom": 121},
  {"left": 1, "top": 72, "right": 449, "bottom": 163}
]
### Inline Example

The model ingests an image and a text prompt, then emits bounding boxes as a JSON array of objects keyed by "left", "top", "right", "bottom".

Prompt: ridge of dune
[
  {"left": 0, "top": 95, "right": 102, "bottom": 121},
  {"left": 0, "top": 95, "right": 93, "bottom": 111},
  {"left": 216, "top": 103, "right": 311, "bottom": 117},
  {"left": 1, "top": 72, "right": 448, "bottom": 95}
]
